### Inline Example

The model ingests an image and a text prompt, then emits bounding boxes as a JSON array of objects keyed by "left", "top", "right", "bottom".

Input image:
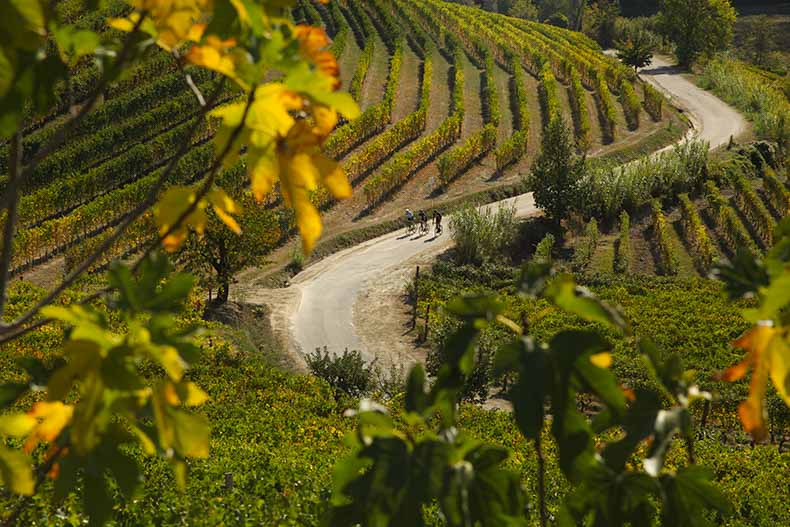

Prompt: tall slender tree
[{"left": 658, "top": 0, "right": 736, "bottom": 67}]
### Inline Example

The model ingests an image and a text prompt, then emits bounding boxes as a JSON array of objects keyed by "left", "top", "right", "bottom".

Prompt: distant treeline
[{"left": 620, "top": 0, "right": 788, "bottom": 17}]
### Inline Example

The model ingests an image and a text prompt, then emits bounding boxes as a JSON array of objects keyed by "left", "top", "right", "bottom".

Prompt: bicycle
[
  {"left": 406, "top": 220, "right": 416, "bottom": 235},
  {"left": 419, "top": 220, "right": 429, "bottom": 235}
]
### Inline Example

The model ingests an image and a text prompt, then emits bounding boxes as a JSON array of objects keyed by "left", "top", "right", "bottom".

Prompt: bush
[
  {"left": 533, "top": 233, "right": 555, "bottom": 265},
  {"left": 762, "top": 165, "right": 790, "bottom": 215},
  {"left": 450, "top": 202, "right": 518, "bottom": 265},
  {"left": 650, "top": 200, "right": 679, "bottom": 275},
  {"left": 704, "top": 180, "right": 759, "bottom": 257},
  {"left": 643, "top": 82, "right": 663, "bottom": 121},
  {"left": 306, "top": 347, "right": 375, "bottom": 398},
  {"left": 678, "top": 193, "right": 717, "bottom": 272}
]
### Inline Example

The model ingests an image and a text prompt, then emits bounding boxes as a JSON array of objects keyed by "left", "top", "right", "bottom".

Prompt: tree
[
  {"left": 657, "top": 0, "right": 737, "bottom": 67},
  {"left": 547, "top": 12, "right": 570, "bottom": 28},
  {"left": 528, "top": 117, "right": 586, "bottom": 224},
  {"left": 746, "top": 16, "right": 773, "bottom": 66},
  {"left": 584, "top": 0, "right": 620, "bottom": 47},
  {"left": 180, "top": 198, "right": 282, "bottom": 305},
  {"left": 616, "top": 30, "right": 655, "bottom": 72},
  {"left": 509, "top": 0, "right": 539, "bottom": 20}
]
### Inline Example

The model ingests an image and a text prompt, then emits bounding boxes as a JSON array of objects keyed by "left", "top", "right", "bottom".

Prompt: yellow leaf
[
  {"left": 248, "top": 146, "right": 279, "bottom": 202},
  {"left": 313, "top": 155, "right": 351, "bottom": 200},
  {"left": 768, "top": 335, "right": 790, "bottom": 407},
  {"left": 121, "top": 0, "right": 210, "bottom": 51},
  {"left": 24, "top": 402, "right": 73, "bottom": 453},
  {"left": 590, "top": 352, "right": 613, "bottom": 369},
  {"left": 186, "top": 36, "right": 247, "bottom": 88},
  {"left": 176, "top": 382, "right": 210, "bottom": 406},
  {"left": 0, "top": 445, "right": 34, "bottom": 495},
  {"left": 0, "top": 414, "right": 36, "bottom": 438},
  {"left": 207, "top": 188, "right": 242, "bottom": 234},
  {"left": 154, "top": 186, "right": 208, "bottom": 252},
  {"left": 149, "top": 345, "right": 187, "bottom": 381}
]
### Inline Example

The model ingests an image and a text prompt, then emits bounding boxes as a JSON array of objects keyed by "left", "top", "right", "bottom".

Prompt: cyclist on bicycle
[
  {"left": 418, "top": 210, "right": 428, "bottom": 234},
  {"left": 405, "top": 208, "right": 415, "bottom": 233},
  {"left": 433, "top": 210, "right": 443, "bottom": 235}
]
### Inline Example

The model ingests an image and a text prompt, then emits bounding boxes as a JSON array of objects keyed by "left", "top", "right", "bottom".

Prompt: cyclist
[
  {"left": 405, "top": 208, "right": 415, "bottom": 234},
  {"left": 433, "top": 210, "right": 443, "bottom": 235},
  {"left": 418, "top": 210, "right": 429, "bottom": 234}
]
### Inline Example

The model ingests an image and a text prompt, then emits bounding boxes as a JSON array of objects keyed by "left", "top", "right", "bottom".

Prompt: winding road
[{"left": 281, "top": 54, "right": 747, "bottom": 364}]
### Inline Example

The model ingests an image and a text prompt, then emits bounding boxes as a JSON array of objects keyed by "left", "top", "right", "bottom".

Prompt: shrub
[
  {"left": 572, "top": 218, "right": 599, "bottom": 271},
  {"left": 650, "top": 200, "right": 679, "bottom": 275},
  {"left": 678, "top": 193, "right": 717, "bottom": 272},
  {"left": 581, "top": 139, "right": 709, "bottom": 219},
  {"left": 614, "top": 210, "right": 631, "bottom": 273},
  {"left": 450, "top": 202, "right": 518, "bottom": 265},
  {"left": 533, "top": 233, "right": 555, "bottom": 265},
  {"left": 306, "top": 347, "right": 375, "bottom": 398}
]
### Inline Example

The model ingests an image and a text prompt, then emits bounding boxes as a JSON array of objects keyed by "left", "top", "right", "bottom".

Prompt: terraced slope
[{"left": 9, "top": 0, "right": 685, "bottom": 281}]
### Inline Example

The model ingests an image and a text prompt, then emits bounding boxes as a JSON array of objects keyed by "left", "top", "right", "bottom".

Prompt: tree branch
[
  {"left": 0, "top": 78, "right": 228, "bottom": 342},
  {"left": 172, "top": 48, "right": 206, "bottom": 107}
]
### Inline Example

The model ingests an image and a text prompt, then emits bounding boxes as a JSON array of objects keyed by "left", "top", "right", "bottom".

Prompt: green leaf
[
  {"left": 0, "top": 382, "right": 27, "bottom": 409},
  {"left": 83, "top": 470, "right": 112, "bottom": 527},
  {"left": 405, "top": 365, "right": 428, "bottom": 414},
  {"left": 573, "top": 351, "right": 626, "bottom": 416},
  {"left": 661, "top": 466, "right": 732, "bottom": 527},
  {"left": 171, "top": 410, "right": 210, "bottom": 458},
  {"left": 544, "top": 275, "right": 627, "bottom": 332},
  {"left": 0, "top": 445, "right": 33, "bottom": 495},
  {"left": 50, "top": 24, "right": 99, "bottom": 65},
  {"left": 500, "top": 338, "right": 550, "bottom": 439}
]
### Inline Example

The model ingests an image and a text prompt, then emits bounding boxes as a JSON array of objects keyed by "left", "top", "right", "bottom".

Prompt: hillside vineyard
[{"left": 6, "top": 0, "right": 674, "bottom": 279}]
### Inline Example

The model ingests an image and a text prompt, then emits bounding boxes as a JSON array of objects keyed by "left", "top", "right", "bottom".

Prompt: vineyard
[{"left": 6, "top": 0, "right": 685, "bottom": 282}]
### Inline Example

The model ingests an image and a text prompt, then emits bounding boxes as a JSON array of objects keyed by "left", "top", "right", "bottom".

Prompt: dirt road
[{"left": 261, "top": 56, "right": 748, "bottom": 366}]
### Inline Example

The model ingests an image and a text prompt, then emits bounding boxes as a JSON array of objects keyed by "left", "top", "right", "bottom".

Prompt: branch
[
  {"left": 0, "top": 79, "right": 228, "bottom": 343},
  {"left": 172, "top": 48, "right": 206, "bottom": 107},
  {"left": 0, "top": 132, "right": 23, "bottom": 319}
]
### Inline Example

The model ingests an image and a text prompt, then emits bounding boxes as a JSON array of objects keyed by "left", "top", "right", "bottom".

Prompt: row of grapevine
[
  {"left": 18, "top": 118, "right": 217, "bottom": 228},
  {"left": 595, "top": 71, "right": 617, "bottom": 143},
  {"left": 643, "top": 83, "right": 663, "bottom": 122},
  {"left": 620, "top": 79, "right": 640, "bottom": 130},
  {"left": 367, "top": 0, "right": 402, "bottom": 53},
  {"left": 450, "top": 50, "right": 465, "bottom": 117},
  {"left": 386, "top": 0, "right": 429, "bottom": 58},
  {"left": 761, "top": 165, "right": 790, "bottom": 215},
  {"left": 12, "top": 143, "right": 216, "bottom": 270},
  {"left": 494, "top": 59, "right": 530, "bottom": 172},
  {"left": 482, "top": 50, "right": 501, "bottom": 128},
  {"left": 614, "top": 211, "right": 630, "bottom": 273},
  {"left": 730, "top": 170, "right": 774, "bottom": 246},
  {"left": 650, "top": 200, "right": 679, "bottom": 275},
  {"left": 349, "top": 35, "right": 375, "bottom": 101},
  {"left": 678, "top": 193, "right": 717, "bottom": 272},
  {"left": 704, "top": 180, "right": 759, "bottom": 257},
  {"left": 325, "top": 40, "right": 403, "bottom": 159},
  {"left": 539, "top": 63, "right": 561, "bottom": 127},
  {"left": 436, "top": 125, "right": 497, "bottom": 189},
  {"left": 568, "top": 67, "right": 591, "bottom": 150},
  {"left": 364, "top": 114, "right": 462, "bottom": 207},
  {"left": 308, "top": 0, "right": 335, "bottom": 36},
  {"left": 1, "top": 67, "right": 216, "bottom": 185}
]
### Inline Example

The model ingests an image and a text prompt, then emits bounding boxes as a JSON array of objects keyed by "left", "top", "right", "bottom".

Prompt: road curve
[{"left": 286, "top": 57, "right": 747, "bottom": 361}]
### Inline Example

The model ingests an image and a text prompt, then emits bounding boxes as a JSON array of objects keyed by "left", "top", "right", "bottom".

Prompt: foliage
[
  {"left": 616, "top": 30, "right": 655, "bottom": 72},
  {"left": 509, "top": 0, "right": 539, "bottom": 20},
  {"left": 614, "top": 210, "right": 631, "bottom": 273},
  {"left": 595, "top": 71, "right": 618, "bottom": 142},
  {"left": 651, "top": 200, "right": 680, "bottom": 275},
  {"left": 450, "top": 203, "right": 519, "bottom": 265},
  {"left": 0, "top": 255, "right": 210, "bottom": 525},
  {"left": 528, "top": 117, "right": 586, "bottom": 223},
  {"left": 714, "top": 217, "right": 790, "bottom": 441},
  {"left": 533, "top": 233, "right": 555, "bottom": 265},
  {"left": 581, "top": 139, "right": 709, "bottom": 219},
  {"left": 539, "top": 62, "right": 561, "bottom": 127},
  {"left": 729, "top": 168, "right": 775, "bottom": 247},
  {"left": 572, "top": 218, "right": 599, "bottom": 272},
  {"left": 494, "top": 58, "right": 530, "bottom": 171},
  {"left": 331, "top": 264, "right": 735, "bottom": 526},
  {"left": 568, "top": 67, "right": 591, "bottom": 150},
  {"left": 761, "top": 165, "right": 790, "bottom": 216},
  {"left": 657, "top": 0, "right": 737, "bottom": 66},
  {"left": 583, "top": 0, "right": 619, "bottom": 47},
  {"left": 482, "top": 49, "right": 501, "bottom": 128},
  {"left": 306, "top": 347, "right": 375, "bottom": 398}
]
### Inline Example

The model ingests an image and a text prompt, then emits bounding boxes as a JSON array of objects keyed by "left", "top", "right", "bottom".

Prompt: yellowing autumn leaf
[
  {"left": 0, "top": 414, "right": 36, "bottom": 437},
  {"left": 722, "top": 325, "right": 788, "bottom": 441},
  {"left": 24, "top": 401, "right": 74, "bottom": 453},
  {"left": 154, "top": 186, "right": 208, "bottom": 252},
  {"left": 186, "top": 35, "right": 247, "bottom": 88},
  {"left": 590, "top": 352, "right": 613, "bottom": 369},
  {"left": 111, "top": 0, "right": 210, "bottom": 51},
  {"left": 207, "top": 188, "right": 242, "bottom": 234}
]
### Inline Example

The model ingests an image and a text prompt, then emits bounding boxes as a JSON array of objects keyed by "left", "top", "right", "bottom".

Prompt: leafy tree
[
  {"left": 746, "top": 16, "right": 773, "bottom": 66},
  {"left": 180, "top": 198, "right": 281, "bottom": 305},
  {"left": 509, "top": 0, "right": 539, "bottom": 19},
  {"left": 584, "top": 0, "right": 620, "bottom": 47},
  {"left": 657, "top": 0, "right": 737, "bottom": 66},
  {"left": 528, "top": 117, "right": 586, "bottom": 224},
  {"left": 546, "top": 12, "right": 570, "bottom": 28},
  {"left": 616, "top": 30, "right": 655, "bottom": 72}
]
